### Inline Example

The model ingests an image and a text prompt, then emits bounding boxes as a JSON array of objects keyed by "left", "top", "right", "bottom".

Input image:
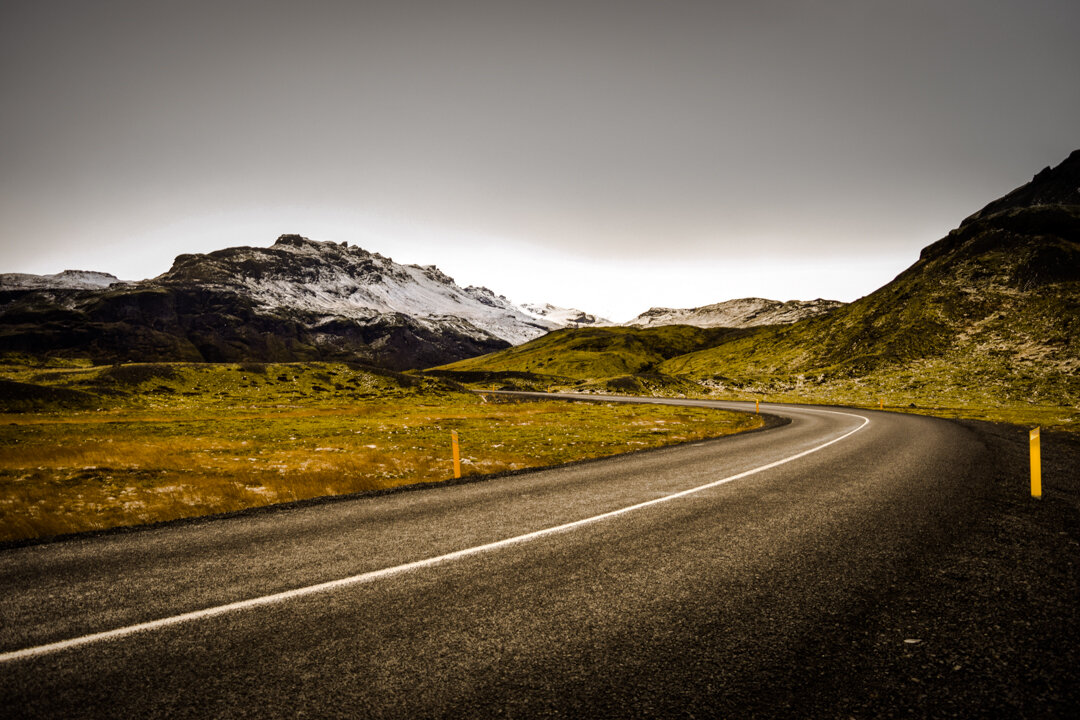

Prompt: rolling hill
[
  {"left": 434, "top": 150, "right": 1080, "bottom": 418},
  {"left": 438, "top": 325, "right": 743, "bottom": 379}
]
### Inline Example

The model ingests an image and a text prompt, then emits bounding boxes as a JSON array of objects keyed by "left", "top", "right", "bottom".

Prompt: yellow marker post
[
  {"left": 755, "top": 399, "right": 760, "bottom": 414},
  {"left": 451, "top": 430, "right": 461, "bottom": 479},
  {"left": 879, "top": 398, "right": 884, "bottom": 411},
  {"left": 1030, "top": 427, "right": 1041, "bottom": 499}
]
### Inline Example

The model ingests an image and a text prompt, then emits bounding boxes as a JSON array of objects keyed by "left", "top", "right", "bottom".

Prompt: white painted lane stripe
[{"left": 0, "top": 406, "right": 869, "bottom": 663}]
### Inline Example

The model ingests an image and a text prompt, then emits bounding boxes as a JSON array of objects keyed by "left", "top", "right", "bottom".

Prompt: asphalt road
[{"left": 0, "top": 395, "right": 1029, "bottom": 717}]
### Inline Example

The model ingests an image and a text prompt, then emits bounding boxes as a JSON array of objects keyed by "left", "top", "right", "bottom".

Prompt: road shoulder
[{"left": 778, "top": 420, "right": 1080, "bottom": 717}]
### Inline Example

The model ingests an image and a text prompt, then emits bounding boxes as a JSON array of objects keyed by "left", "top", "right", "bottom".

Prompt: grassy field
[{"left": 0, "top": 360, "right": 762, "bottom": 543}]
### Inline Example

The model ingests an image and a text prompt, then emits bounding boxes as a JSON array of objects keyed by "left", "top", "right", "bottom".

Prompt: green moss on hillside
[
  {"left": 437, "top": 325, "right": 744, "bottom": 380},
  {"left": 436, "top": 202, "right": 1080, "bottom": 430}
]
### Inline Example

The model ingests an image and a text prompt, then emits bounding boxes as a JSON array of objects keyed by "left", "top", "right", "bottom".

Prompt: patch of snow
[
  {"left": 180, "top": 236, "right": 563, "bottom": 345},
  {"left": 519, "top": 302, "right": 614, "bottom": 327},
  {"left": 624, "top": 298, "right": 845, "bottom": 328},
  {"left": 0, "top": 270, "right": 123, "bottom": 290}
]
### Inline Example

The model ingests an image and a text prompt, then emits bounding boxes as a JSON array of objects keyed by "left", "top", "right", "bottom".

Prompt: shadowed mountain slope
[{"left": 663, "top": 151, "right": 1080, "bottom": 388}]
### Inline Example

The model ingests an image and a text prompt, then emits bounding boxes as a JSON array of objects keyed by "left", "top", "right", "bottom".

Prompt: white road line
[{"left": 0, "top": 405, "right": 869, "bottom": 663}]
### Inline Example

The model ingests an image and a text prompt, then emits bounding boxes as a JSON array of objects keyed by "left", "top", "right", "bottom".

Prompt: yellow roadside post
[
  {"left": 879, "top": 398, "right": 884, "bottom": 410},
  {"left": 1030, "top": 427, "right": 1041, "bottom": 499},
  {"left": 451, "top": 430, "right": 462, "bottom": 479}
]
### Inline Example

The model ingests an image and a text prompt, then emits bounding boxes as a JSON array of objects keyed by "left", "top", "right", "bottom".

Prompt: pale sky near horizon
[{"left": 2, "top": 0, "right": 1078, "bottom": 321}]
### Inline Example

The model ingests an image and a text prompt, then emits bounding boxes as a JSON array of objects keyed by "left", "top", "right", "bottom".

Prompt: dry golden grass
[{"left": 0, "top": 392, "right": 761, "bottom": 543}]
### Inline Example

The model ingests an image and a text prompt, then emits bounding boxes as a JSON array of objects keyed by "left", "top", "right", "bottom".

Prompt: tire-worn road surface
[{"left": 2, "top": 395, "right": 1077, "bottom": 718}]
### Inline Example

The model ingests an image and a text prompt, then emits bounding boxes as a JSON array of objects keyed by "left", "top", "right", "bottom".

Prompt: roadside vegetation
[
  {"left": 0, "top": 358, "right": 761, "bottom": 543},
  {"left": 433, "top": 352, "right": 1079, "bottom": 432},
  {"left": 433, "top": 328, "right": 1079, "bottom": 432}
]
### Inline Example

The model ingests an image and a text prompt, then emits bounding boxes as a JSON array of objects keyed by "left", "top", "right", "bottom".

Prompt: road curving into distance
[{"left": 1, "top": 394, "right": 993, "bottom": 718}]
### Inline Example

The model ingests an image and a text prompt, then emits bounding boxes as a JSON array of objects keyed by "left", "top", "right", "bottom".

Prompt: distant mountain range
[
  {"left": 8, "top": 149, "right": 1075, "bottom": 381},
  {"left": 439, "top": 149, "right": 1080, "bottom": 407},
  {"left": 0, "top": 236, "right": 553, "bottom": 369},
  {"left": 626, "top": 298, "right": 844, "bottom": 328},
  {"left": 0, "top": 270, "right": 122, "bottom": 291},
  {"left": 1, "top": 240, "right": 843, "bottom": 370}
]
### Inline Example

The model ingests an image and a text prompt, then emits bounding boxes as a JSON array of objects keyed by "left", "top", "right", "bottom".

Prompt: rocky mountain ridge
[
  {"left": 626, "top": 298, "right": 844, "bottom": 329},
  {"left": 959, "top": 148, "right": 1080, "bottom": 227},
  {"left": 0, "top": 270, "right": 123, "bottom": 291},
  {"left": 157, "top": 234, "right": 556, "bottom": 346},
  {"left": 0, "top": 236, "right": 558, "bottom": 368}
]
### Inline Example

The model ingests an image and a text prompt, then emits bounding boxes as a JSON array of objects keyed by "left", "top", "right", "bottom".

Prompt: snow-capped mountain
[
  {"left": 162, "top": 235, "right": 558, "bottom": 345},
  {"left": 519, "top": 302, "right": 612, "bottom": 328},
  {"left": 626, "top": 297, "right": 844, "bottom": 328},
  {"left": 0, "top": 270, "right": 122, "bottom": 291},
  {"left": 0, "top": 235, "right": 570, "bottom": 369}
]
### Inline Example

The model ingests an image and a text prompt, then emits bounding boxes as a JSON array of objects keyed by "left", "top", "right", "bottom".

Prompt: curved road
[{"left": 0, "top": 395, "right": 991, "bottom": 718}]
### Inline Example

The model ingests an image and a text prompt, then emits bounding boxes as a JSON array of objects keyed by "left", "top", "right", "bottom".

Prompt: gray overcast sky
[{"left": 2, "top": 0, "right": 1078, "bottom": 321}]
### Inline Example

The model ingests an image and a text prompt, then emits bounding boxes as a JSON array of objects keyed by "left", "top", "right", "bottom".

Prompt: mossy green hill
[
  {"left": 664, "top": 205, "right": 1080, "bottom": 380},
  {"left": 432, "top": 150, "right": 1080, "bottom": 429},
  {"left": 437, "top": 325, "right": 745, "bottom": 380}
]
